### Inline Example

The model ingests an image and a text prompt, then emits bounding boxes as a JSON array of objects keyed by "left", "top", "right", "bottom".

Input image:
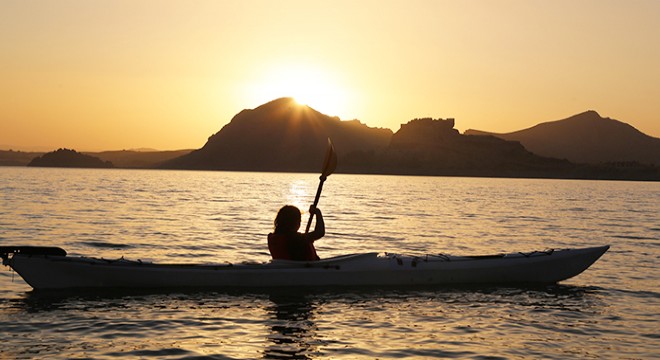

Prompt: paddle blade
[{"left": 321, "top": 138, "right": 338, "bottom": 178}]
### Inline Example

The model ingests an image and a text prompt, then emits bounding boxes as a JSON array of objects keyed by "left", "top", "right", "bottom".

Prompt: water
[{"left": 0, "top": 167, "right": 658, "bottom": 359}]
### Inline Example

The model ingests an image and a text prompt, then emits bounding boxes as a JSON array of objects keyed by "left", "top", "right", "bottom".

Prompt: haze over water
[{"left": 0, "top": 167, "right": 658, "bottom": 359}]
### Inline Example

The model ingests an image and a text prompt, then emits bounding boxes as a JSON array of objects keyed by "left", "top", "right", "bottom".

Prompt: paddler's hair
[{"left": 274, "top": 205, "right": 302, "bottom": 234}]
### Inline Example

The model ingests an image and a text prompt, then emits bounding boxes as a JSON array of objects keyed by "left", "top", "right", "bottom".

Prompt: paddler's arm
[{"left": 306, "top": 206, "right": 325, "bottom": 241}]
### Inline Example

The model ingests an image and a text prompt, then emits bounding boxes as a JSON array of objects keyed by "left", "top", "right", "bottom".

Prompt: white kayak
[{"left": 2, "top": 245, "right": 609, "bottom": 290}]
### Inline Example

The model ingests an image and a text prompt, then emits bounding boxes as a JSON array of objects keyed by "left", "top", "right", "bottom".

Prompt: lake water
[{"left": 0, "top": 167, "right": 658, "bottom": 359}]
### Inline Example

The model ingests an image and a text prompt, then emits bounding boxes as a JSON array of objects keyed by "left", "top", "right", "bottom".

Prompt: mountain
[
  {"left": 162, "top": 97, "right": 393, "bottom": 172},
  {"left": 465, "top": 111, "right": 660, "bottom": 165},
  {"left": 371, "top": 118, "right": 577, "bottom": 177},
  {"left": 28, "top": 148, "right": 114, "bottom": 168}
]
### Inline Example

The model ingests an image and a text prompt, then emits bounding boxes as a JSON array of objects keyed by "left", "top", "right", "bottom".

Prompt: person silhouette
[{"left": 268, "top": 205, "right": 324, "bottom": 261}]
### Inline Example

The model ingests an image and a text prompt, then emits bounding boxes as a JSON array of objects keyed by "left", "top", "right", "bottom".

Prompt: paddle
[{"left": 305, "top": 138, "right": 337, "bottom": 233}]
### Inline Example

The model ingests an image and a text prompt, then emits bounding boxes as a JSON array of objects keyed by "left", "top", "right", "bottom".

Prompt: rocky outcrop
[
  {"left": 374, "top": 118, "right": 575, "bottom": 177},
  {"left": 390, "top": 118, "right": 460, "bottom": 148}
]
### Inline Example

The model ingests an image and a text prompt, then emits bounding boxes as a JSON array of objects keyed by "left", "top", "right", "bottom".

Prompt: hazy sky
[{"left": 2, "top": 0, "right": 659, "bottom": 151}]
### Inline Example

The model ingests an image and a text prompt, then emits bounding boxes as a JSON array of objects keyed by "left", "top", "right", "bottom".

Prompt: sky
[{"left": 1, "top": 0, "right": 659, "bottom": 151}]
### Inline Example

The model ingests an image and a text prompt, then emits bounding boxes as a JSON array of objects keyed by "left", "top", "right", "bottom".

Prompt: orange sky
[{"left": 1, "top": 0, "right": 659, "bottom": 151}]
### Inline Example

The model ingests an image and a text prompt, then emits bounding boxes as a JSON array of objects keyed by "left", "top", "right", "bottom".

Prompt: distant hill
[
  {"left": 162, "top": 97, "right": 393, "bottom": 172},
  {"left": 28, "top": 148, "right": 114, "bottom": 168},
  {"left": 465, "top": 111, "right": 660, "bottom": 165},
  {"left": 0, "top": 150, "right": 44, "bottom": 166},
  {"left": 87, "top": 149, "right": 193, "bottom": 168},
  {"left": 0, "top": 149, "right": 192, "bottom": 168}
]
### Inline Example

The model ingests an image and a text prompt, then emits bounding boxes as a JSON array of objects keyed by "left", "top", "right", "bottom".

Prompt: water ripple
[{"left": 0, "top": 169, "right": 658, "bottom": 359}]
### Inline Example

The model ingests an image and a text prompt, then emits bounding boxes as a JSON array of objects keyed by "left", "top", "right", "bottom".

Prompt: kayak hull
[{"left": 3, "top": 246, "right": 609, "bottom": 290}]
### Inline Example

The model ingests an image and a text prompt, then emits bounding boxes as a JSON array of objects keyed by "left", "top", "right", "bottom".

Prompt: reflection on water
[
  {"left": 265, "top": 293, "right": 318, "bottom": 359},
  {"left": 0, "top": 285, "right": 609, "bottom": 359}
]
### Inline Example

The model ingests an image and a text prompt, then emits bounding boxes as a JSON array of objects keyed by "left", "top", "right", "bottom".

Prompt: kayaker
[{"left": 268, "top": 205, "right": 324, "bottom": 261}]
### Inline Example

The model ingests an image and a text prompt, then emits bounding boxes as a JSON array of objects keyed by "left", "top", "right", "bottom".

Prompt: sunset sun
[{"left": 246, "top": 63, "right": 350, "bottom": 117}]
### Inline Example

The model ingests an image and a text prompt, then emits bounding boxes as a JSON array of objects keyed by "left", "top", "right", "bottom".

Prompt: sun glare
[{"left": 246, "top": 63, "right": 350, "bottom": 117}]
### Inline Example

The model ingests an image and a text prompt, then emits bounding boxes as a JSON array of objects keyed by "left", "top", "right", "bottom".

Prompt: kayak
[{"left": 1, "top": 245, "right": 609, "bottom": 290}]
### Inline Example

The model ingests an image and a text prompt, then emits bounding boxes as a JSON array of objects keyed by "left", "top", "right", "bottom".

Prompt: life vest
[{"left": 268, "top": 233, "right": 319, "bottom": 261}]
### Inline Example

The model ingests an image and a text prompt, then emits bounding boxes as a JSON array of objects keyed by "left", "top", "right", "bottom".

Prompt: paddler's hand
[{"left": 309, "top": 206, "right": 322, "bottom": 216}]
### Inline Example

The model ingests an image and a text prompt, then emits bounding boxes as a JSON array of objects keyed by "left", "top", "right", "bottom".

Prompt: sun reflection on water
[{"left": 285, "top": 180, "right": 312, "bottom": 214}]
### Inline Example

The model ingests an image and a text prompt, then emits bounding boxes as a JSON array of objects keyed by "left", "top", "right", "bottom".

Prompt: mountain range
[
  {"left": 3, "top": 98, "right": 658, "bottom": 180},
  {"left": 160, "top": 98, "right": 658, "bottom": 180}
]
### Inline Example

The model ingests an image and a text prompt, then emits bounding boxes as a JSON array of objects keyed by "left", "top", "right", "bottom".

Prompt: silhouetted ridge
[
  {"left": 28, "top": 148, "right": 114, "bottom": 168},
  {"left": 163, "top": 97, "right": 392, "bottom": 172},
  {"left": 466, "top": 111, "right": 660, "bottom": 165},
  {"left": 375, "top": 118, "right": 571, "bottom": 176},
  {"left": 390, "top": 118, "right": 460, "bottom": 147}
]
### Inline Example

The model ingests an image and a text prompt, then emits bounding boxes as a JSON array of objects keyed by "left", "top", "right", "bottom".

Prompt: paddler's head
[{"left": 274, "top": 205, "right": 301, "bottom": 234}]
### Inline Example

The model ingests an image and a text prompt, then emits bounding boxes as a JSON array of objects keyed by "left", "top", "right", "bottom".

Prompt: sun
[{"left": 246, "top": 63, "right": 350, "bottom": 117}]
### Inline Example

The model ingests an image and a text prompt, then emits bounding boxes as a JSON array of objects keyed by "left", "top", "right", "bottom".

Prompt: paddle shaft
[{"left": 305, "top": 175, "right": 327, "bottom": 233}]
